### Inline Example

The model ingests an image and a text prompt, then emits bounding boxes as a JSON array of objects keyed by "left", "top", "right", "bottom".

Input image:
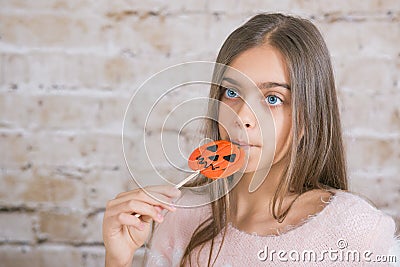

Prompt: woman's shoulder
[
  {"left": 321, "top": 190, "right": 395, "bottom": 229},
  {"left": 321, "top": 190, "right": 398, "bottom": 249},
  {"left": 293, "top": 189, "right": 394, "bottom": 228},
  {"left": 334, "top": 190, "right": 399, "bottom": 252},
  {"left": 288, "top": 189, "right": 395, "bottom": 237},
  {"left": 330, "top": 190, "right": 395, "bottom": 221}
]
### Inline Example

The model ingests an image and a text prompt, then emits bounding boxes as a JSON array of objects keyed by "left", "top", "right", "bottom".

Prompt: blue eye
[
  {"left": 266, "top": 95, "right": 283, "bottom": 106},
  {"left": 224, "top": 88, "right": 239, "bottom": 98}
]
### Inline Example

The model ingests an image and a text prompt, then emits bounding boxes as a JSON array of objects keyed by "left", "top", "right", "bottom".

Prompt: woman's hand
[{"left": 102, "top": 185, "right": 181, "bottom": 267}]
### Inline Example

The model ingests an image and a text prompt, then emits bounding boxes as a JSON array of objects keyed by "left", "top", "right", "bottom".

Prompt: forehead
[{"left": 223, "top": 45, "right": 289, "bottom": 87}]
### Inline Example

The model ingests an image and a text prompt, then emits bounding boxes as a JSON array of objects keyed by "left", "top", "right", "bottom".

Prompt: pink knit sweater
[{"left": 142, "top": 190, "right": 399, "bottom": 266}]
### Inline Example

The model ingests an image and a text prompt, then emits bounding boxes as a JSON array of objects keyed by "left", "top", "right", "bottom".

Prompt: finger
[
  {"left": 118, "top": 185, "right": 181, "bottom": 200},
  {"left": 109, "top": 212, "right": 146, "bottom": 231},
  {"left": 107, "top": 197, "right": 176, "bottom": 219},
  {"left": 134, "top": 205, "right": 169, "bottom": 222},
  {"left": 107, "top": 189, "right": 179, "bottom": 211},
  {"left": 133, "top": 205, "right": 164, "bottom": 218},
  {"left": 138, "top": 192, "right": 178, "bottom": 212},
  {"left": 108, "top": 199, "right": 165, "bottom": 223}
]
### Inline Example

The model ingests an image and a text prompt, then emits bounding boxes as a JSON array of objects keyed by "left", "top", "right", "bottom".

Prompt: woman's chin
[
  {"left": 236, "top": 157, "right": 275, "bottom": 176},
  {"left": 239, "top": 164, "right": 268, "bottom": 174}
]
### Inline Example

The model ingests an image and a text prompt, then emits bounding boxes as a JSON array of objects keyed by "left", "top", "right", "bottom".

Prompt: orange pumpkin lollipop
[
  {"left": 135, "top": 140, "right": 246, "bottom": 218},
  {"left": 188, "top": 140, "right": 245, "bottom": 179}
]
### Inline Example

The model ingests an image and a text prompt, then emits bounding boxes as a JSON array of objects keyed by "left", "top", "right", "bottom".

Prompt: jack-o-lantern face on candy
[{"left": 188, "top": 140, "right": 245, "bottom": 179}]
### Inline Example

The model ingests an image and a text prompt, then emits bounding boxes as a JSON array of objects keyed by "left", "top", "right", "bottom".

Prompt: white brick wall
[{"left": 0, "top": 1, "right": 399, "bottom": 266}]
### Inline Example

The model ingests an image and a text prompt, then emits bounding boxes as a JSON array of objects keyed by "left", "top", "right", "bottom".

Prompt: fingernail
[{"left": 157, "top": 213, "right": 164, "bottom": 221}]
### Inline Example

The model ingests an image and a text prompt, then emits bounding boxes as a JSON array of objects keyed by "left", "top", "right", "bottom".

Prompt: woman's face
[{"left": 218, "top": 45, "right": 292, "bottom": 174}]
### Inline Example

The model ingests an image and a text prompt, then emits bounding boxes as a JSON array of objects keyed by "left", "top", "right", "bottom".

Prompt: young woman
[{"left": 103, "top": 13, "right": 398, "bottom": 266}]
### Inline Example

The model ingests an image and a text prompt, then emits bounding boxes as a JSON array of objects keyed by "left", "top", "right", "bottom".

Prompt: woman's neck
[{"left": 229, "top": 159, "right": 292, "bottom": 220}]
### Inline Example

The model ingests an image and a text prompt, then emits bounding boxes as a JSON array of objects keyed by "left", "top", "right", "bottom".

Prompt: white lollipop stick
[
  {"left": 174, "top": 170, "right": 201, "bottom": 188},
  {"left": 134, "top": 170, "right": 201, "bottom": 218}
]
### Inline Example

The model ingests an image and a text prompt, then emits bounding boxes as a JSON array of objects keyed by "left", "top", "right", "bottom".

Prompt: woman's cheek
[
  {"left": 217, "top": 102, "right": 236, "bottom": 138},
  {"left": 271, "top": 109, "right": 292, "bottom": 158}
]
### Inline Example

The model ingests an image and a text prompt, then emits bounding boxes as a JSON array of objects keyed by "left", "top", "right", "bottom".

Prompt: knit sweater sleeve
[
  {"left": 143, "top": 193, "right": 211, "bottom": 267},
  {"left": 366, "top": 211, "right": 399, "bottom": 265},
  {"left": 337, "top": 192, "right": 399, "bottom": 265},
  {"left": 369, "top": 211, "right": 395, "bottom": 247}
]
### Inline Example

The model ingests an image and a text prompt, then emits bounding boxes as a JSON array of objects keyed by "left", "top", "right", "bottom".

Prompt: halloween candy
[
  {"left": 188, "top": 140, "right": 245, "bottom": 179},
  {"left": 134, "top": 140, "right": 245, "bottom": 218}
]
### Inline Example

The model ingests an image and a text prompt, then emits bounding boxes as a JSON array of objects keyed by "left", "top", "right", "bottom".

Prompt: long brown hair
[{"left": 179, "top": 13, "right": 348, "bottom": 266}]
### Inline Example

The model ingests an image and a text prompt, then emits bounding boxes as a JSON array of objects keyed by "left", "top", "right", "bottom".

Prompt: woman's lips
[{"left": 231, "top": 140, "right": 259, "bottom": 147}]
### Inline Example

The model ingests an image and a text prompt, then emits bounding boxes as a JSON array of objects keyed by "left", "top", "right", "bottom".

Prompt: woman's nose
[{"left": 235, "top": 102, "right": 255, "bottom": 129}]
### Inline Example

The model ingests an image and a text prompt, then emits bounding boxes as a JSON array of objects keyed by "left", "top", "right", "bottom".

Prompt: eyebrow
[{"left": 221, "top": 77, "right": 291, "bottom": 90}]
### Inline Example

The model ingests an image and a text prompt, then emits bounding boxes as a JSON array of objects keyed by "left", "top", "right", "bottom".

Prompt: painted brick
[
  {"left": 0, "top": 13, "right": 106, "bottom": 48},
  {"left": 0, "top": 1, "right": 399, "bottom": 265},
  {"left": 0, "top": 92, "right": 130, "bottom": 132},
  {"left": 0, "top": 244, "right": 84, "bottom": 267},
  {"left": 207, "top": 0, "right": 400, "bottom": 15},
  {"left": 0, "top": 212, "right": 35, "bottom": 243},
  {"left": 81, "top": 246, "right": 106, "bottom": 267},
  {"left": 349, "top": 173, "right": 400, "bottom": 211},
  {"left": 83, "top": 168, "right": 130, "bottom": 210},
  {"left": 37, "top": 210, "right": 87, "bottom": 243},
  {"left": 0, "top": 131, "right": 125, "bottom": 168},
  {"left": 318, "top": 20, "right": 400, "bottom": 58},
  {"left": 338, "top": 87, "right": 400, "bottom": 134},
  {"left": 84, "top": 212, "right": 104, "bottom": 243},
  {"left": 0, "top": 52, "right": 138, "bottom": 88},
  {"left": 344, "top": 136, "right": 400, "bottom": 173},
  {"left": 0, "top": 167, "right": 85, "bottom": 209},
  {"left": 334, "top": 57, "right": 398, "bottom": 94}
]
